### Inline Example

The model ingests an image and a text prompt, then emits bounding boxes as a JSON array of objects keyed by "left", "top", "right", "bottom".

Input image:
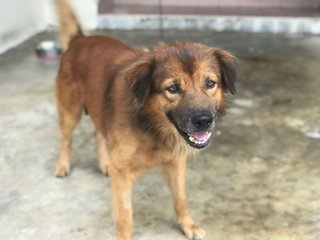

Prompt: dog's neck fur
[{"left": 133, "top": 110, "right": 193, "bottom": 157}]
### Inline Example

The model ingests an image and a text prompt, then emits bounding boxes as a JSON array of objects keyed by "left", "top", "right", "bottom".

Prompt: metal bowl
[{"left": 35, "top": 41, "right": 62, "bottom": 60}]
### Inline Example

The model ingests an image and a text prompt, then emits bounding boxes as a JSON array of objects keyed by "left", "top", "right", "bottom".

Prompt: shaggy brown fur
[{"left": 54, "top": 1, "right": 237, "bottom": 239}]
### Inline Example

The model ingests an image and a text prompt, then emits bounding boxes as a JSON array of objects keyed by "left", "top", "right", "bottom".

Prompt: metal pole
[{"left": 158, "top": 0, "right": 164, "bottom": 41}]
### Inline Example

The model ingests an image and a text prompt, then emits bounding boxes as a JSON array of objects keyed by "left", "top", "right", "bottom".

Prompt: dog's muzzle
[{"left": 167, "top": 110, "right": 215, "bottom": 149}]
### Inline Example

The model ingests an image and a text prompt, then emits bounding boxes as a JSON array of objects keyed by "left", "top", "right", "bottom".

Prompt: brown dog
[{"left": 54, "top": 0, "right": 237, "bottom": 239}]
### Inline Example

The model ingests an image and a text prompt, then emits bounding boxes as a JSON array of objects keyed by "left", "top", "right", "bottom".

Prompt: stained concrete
[{"left": 0, "top": 30, "right": 320, "bottom": 240}]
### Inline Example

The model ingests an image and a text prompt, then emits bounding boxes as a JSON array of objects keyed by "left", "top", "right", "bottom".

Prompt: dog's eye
[
  {"left": 166, "top": 84, "right": 180, "bottom": 94},
  {"left": 205, "top": 79, "right": 217, "bottom": 89}
]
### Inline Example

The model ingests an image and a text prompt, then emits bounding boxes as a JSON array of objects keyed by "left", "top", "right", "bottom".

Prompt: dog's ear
[
  {"left": 126, "top": 55, "right": 155, "bottom": 106},
  {"left": 213, "top": 49, "right": 237, "bottom": 95}
]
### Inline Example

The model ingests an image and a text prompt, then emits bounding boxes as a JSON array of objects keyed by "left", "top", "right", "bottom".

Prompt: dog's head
[{"left": 126, "top": 42, "right": 237, "bottom": 149}]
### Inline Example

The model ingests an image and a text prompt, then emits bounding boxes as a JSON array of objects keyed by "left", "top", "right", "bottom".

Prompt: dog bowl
[{"left": 35, "top": 41, "right": 62, "bottom": 60}]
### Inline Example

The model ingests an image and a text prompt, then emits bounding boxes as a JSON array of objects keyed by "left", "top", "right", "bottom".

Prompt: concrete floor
[{"left": 1, "top": 30, "right": 320, "bottom": 240}]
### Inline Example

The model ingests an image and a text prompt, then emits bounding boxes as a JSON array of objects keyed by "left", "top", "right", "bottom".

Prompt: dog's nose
[{"left": 191, "top": 112, "right": 213, "bottom": 130}]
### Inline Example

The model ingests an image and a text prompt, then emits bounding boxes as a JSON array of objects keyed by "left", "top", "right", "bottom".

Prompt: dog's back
[{"left": 57, "top": 35, "right": 139, "bottom": 132}]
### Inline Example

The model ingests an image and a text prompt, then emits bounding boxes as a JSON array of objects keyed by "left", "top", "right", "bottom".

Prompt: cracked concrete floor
[{"left": 1, "top": 30, "right": 320, "bottom": 240}]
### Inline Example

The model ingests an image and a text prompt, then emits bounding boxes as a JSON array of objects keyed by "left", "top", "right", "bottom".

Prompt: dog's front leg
[
  {"left": 163, "top": 158, "right": 206, "bottom": 240},
  {"left": 109, "top": 166, "right": 133, "bottom": 240}
]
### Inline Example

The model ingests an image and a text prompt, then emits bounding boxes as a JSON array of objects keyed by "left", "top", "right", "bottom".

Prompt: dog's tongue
[{"left": 191, "top": 132, "right": 209, "bottom": 141}]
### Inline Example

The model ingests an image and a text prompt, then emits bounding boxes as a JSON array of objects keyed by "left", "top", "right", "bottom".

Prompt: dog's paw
[
  {"left": 181, "top": 222, "right": 206, "bottom": 240},
  {"left": 55, "top": 162, "right": 70, "bottom": 177}
]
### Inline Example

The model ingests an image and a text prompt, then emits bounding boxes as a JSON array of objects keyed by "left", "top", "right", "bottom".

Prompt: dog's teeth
[{"left": 189, "top": 132, "right": 211, "bottom": 145}]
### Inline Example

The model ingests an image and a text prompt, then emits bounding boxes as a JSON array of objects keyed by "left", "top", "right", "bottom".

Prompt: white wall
[
  {"left": 0, "top": 0, "right": 98, "bottom": 54},
  {"left": 0, "top": 0, "right": 46, "bottom": 54}
]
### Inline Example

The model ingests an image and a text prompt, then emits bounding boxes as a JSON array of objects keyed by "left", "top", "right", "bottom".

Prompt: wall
[
  {"left": 0, "top": 0, "right": 46, "bottom": 54},
  {"left": 0, "top": 0, "right": 98, "bottom": 54},
  {"left": 101, "top": 0, "right": 320, "bottom": 16},
  {"left": 114, "top": 0, "right": 215, "bottom": 6},
  {"left": 114, "top": 0, "right": 318, "bottom": 7}
]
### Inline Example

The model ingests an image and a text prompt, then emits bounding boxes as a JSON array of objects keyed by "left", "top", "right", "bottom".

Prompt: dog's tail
[{"left": 55, "top": 0, "right": 84, "bottom": 51}]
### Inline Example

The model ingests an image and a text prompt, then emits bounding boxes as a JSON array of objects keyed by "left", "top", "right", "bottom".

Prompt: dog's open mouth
[{"left": 178, "top": 129, "right": 212, "bottom": 149}]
